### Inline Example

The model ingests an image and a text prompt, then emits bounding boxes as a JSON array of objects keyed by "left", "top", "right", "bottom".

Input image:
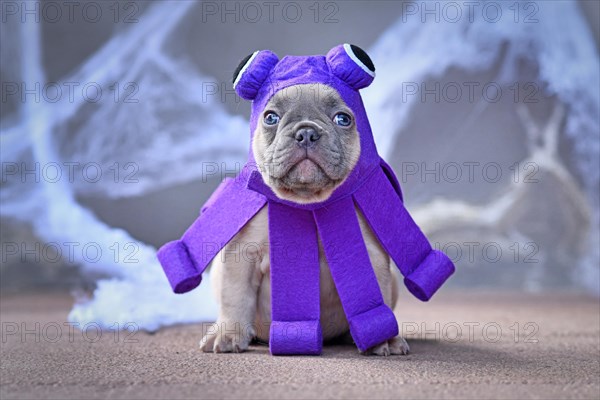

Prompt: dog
[{"left": 199, "top": 83, "right": 410, "bottom": 356}]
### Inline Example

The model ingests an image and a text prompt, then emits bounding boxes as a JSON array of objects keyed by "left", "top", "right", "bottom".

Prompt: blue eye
[
  {"left": 333, "top": 113, "right": 352, "bottom": 127},
  {"left": 264, "top": 112, "right": 280, "bottom": 125}
]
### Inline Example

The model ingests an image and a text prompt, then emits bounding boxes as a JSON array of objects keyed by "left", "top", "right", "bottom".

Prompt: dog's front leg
[{"left": 200, "top": 233, "right": 263, "bottom": 353}]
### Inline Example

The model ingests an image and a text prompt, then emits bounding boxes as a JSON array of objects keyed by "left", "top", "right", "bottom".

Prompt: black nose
[{"left": 295, "top": 127, "right": 321, "bottom": 147}]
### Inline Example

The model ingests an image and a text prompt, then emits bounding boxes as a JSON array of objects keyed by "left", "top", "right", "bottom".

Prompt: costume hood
[{"left": 236, "top": 44, "right": 387, "bottom": 208}]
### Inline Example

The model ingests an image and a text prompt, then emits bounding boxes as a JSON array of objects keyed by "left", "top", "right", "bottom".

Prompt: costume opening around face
[{"left": 157, "top": 44, "right": 455, "bottom": 355}]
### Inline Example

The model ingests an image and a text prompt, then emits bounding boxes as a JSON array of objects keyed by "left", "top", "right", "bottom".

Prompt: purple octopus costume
[{"left": 158, "top": 44, "right": 455, "bottom": 355}]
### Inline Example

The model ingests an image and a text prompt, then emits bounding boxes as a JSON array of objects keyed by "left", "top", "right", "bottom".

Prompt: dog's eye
[
  {"left": 264, "top": 112, "right": 280, "bottom": 126},
  {"left": 333, "top": 113, "right": 352, "bottom": 127}
]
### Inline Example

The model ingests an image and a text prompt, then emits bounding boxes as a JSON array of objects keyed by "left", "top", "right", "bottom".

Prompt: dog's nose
[{"left": 295, "top": 127, "right": 321, "bottom": 147}]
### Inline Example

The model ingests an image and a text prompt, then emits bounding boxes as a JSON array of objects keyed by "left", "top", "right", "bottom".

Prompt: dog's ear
[
  {"left": 326, "top": 44, "right": 375, "bottom": 90},
  {"left": 233, "top": 50, "right": 279, "bottom": 100}
]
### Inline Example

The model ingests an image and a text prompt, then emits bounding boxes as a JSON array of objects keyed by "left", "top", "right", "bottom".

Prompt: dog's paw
[
  {"left": 370, "top": 341, "right": 391, "bottom": 356},
  {"left": 388, "top": 336, "right": 410, "bottom": 355},
  {"left": 362, "top": 336, "right": 410, "bottom": 356},
  {"left": 199, "top": 322, "right": 255, "bottom": 353}
]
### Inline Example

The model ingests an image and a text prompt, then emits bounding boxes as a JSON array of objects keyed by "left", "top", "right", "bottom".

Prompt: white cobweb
[
  {"left": 1, "top": 0, "right": 598, "bottom": 330},
  {"left": 1, "top": 2, "right": 234, "bottom": 330},
  {"left": 364, "top": 0, "right": 599, "bottom": 293}
]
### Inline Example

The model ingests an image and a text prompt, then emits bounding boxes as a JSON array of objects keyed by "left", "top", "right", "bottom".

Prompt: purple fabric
[
  {"left": 314, "top": 196, "right": 398, "bottom": 351},
  {"left": 325, "top": 45, "right": 374, "bottom": 89},
  {"left": 234, "top": 50, "right": 279, "bottom": 101},
  {"left": 404, "top": 250, "right": 455, "bottom": 301},
  {"left": 269, "top": 321, "right": 322, "bottom": 355},
  {"left": 268, "top": 202, "right": 322, "bottom": 355},
  {"left": 157, "top": 44, "right": 455, "bottom": 355},
  {"left": 157, "top": 175, "right": 266, "bottom": 293}
]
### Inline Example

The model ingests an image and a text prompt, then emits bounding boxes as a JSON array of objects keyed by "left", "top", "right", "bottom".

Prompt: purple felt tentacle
[
  {"left": 157, "top": 175, "right": 267, "bottom": 294},
  {"left": 354, "top": 167, "right": 455, "bottom": 301},
  {"left": 157, "top": 240, "right": 200, "bottom": 294},
  {"left": 404, "top": 250, "right": 455, "bottom": 301},
  {"left": 314, "top": 197, "right": 398, "bottom": 351},
  {"left": 268, "top": 202, "right": 322, "bottom": 355}
]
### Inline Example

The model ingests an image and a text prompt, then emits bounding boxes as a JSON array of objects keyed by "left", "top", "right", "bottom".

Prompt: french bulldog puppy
[{"left": 200, "top": 83, "right": 409, "bottom": 356}]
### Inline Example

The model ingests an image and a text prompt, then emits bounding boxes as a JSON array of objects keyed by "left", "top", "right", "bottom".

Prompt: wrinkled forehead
[{"left": 266, "top": 83, "right": 348, "bottom": 112}]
